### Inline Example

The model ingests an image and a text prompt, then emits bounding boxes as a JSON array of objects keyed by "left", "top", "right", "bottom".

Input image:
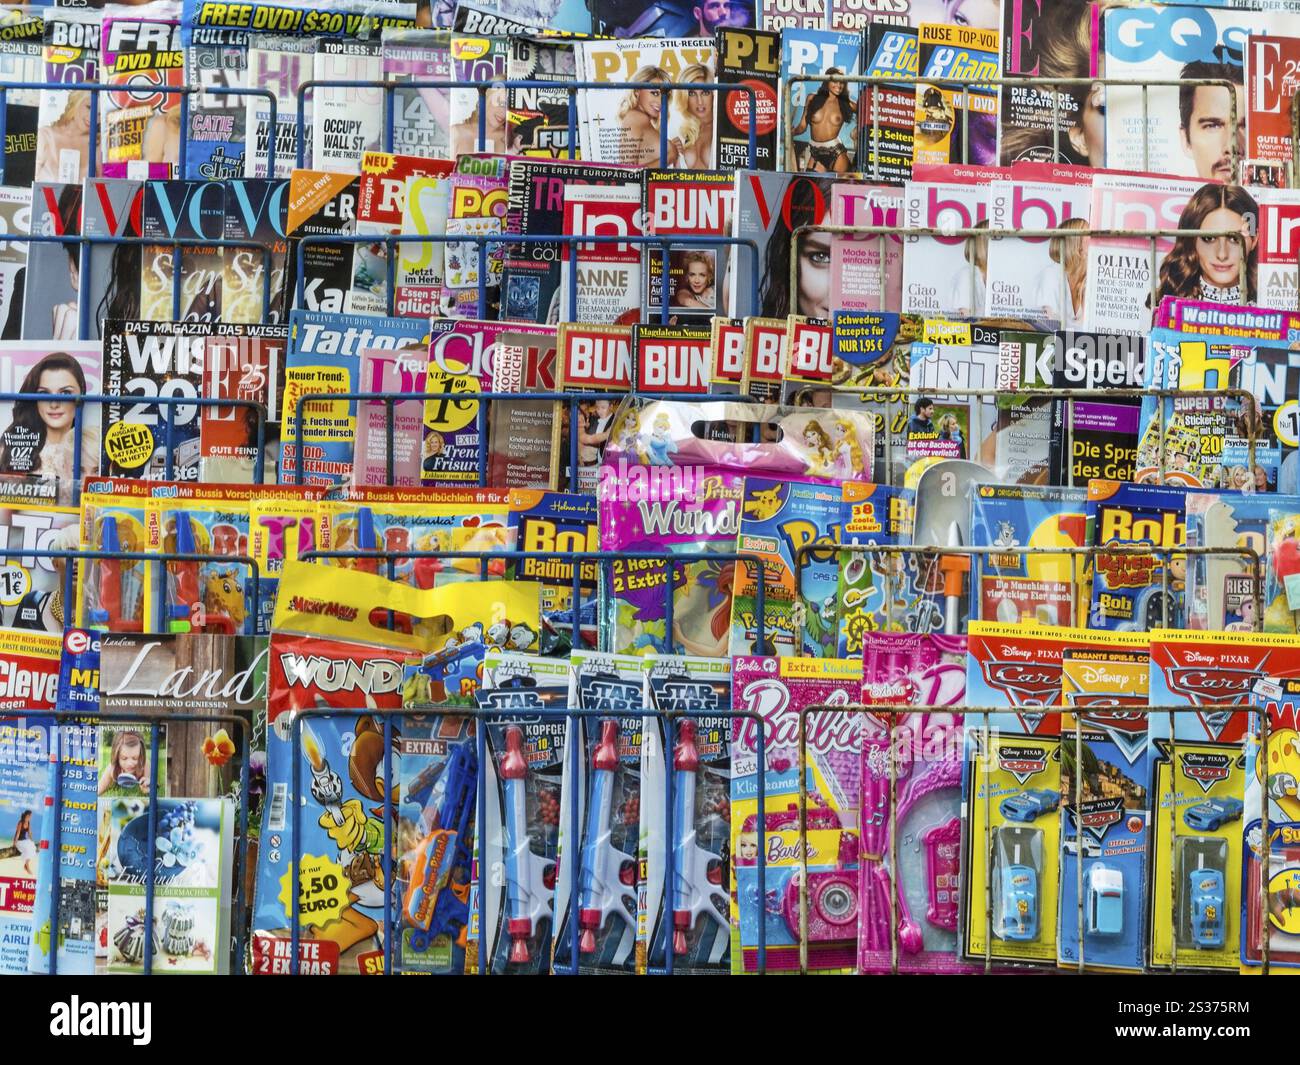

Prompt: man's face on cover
[
  {"left": 695, "top": 0, "right": 731, "bottom": 33},
  {"left": 1182, "top": 84, "right": 1246, "bottom": 181}
]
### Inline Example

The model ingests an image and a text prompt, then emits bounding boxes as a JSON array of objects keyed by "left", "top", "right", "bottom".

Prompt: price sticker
[
  {"left": 0, "top": 563, "right": 31, "bottom": 607},
  {"left": 278, "top": 854, "right": 351, "bottom": 927}
]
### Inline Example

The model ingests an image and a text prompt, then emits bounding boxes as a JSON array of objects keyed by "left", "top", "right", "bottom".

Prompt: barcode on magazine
[{"left": 268, "top": 782, "right": 288, "bottom": 831}]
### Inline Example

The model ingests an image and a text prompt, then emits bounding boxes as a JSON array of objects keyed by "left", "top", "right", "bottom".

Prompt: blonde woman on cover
[
  {"left": 617, "top": 66, "right": 681, "bottom": 168},
  {"left": 674, "top": 251, "right": 715, "bottom": 309},
  {"left": 35, "top": 90, "right": 91, "bottom": 183},
  {"left": 1037, "top": 217, "right": 1089, "bottom": 326},
  {"left": 671, "top": 64, "right": 715, "bottom": 169}
]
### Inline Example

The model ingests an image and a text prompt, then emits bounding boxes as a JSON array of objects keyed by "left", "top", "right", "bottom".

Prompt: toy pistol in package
[
  {"left": 470, "top": 650, "right": 569, "bottom": 974},
  {"left": 1244, "top": 675, "right": 1300, "bottom": 970},
  {"left": 250, "top": 561, "right": 539, "bottom": 976},
  {"left": 639, "top": 655, "right": 731, "bottom": 975},
  {"left": 77, "top": 480, "right": 151, "bottom": 634},
  {"left": 552, "top": 651, "right": 644, "bottom": 975},
  {"left": 729, "top": 655, "right": 863, "bottom": 974}
]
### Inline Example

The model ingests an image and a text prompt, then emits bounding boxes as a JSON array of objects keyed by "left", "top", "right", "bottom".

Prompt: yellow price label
[{"left": 277, "top": 854, "right": 351, "bottom": 928}]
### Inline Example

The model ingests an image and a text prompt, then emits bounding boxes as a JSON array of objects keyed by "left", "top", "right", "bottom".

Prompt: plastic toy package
[
  {"left": 638, "top": 655, "right": 731, "bottom": 975},
  {"left": 250, "top": 561, "right": 540, "bottom": 976},
  {"left": 729, "top": 655, "right": 863, "bottom": 974},
  {"left": 316, "top": 485, "right": 515, "bottom": 589},
  {"left": 470, "top": 651, "right": 568, "bottom": 975},
  {"left": 1058, "top": 650, "right": 1152, "bottom": 972},
  {"left": 1146, "top": 629, "right": 1272, "bottom": 971},
  {"left": 835, "top": 482, "right": 914, "bottom": 655},
  {"left": 1244, "top": 675, "right": 1300, "bottom": 970},
  {"left": 858, "top": 631, "right": 970, "bottom": 973},
  {"left": 730, "top": 476, "right": 844, "bottom": 659},
  {"left": 552, "top": 651, "right": 644, "bottom": 975}
]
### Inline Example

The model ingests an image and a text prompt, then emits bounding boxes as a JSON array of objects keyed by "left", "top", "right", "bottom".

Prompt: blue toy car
[
  {"left": 1189, "top": 868, "right": 1226, "bottom": 949},
  {"left": 999, "top": 789, "right": 1061, "bottom": 823},
  {"left": 1000, "top": 864, "right": 1039, "bottom": 941},
  {"left": 1183, "top": 797, "right": 1244, "bottom": 831},
  {"left": 1086, "top": 864, "right": 1124, "bottom": 937}
]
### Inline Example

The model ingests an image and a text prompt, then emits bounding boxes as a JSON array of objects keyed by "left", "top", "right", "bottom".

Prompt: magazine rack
[
  {"left": 284, "top": 702, "right": 769, "bottom": 975},
  {"left": 293, "top": 78, "right": 761, "bottom": 169},
  {"left": 779, "top": 74, "right": 1243, "bottom": 181},
  {"left": 0, "top": 392, "right": 269, "bottom": 505},
  {"left": 797, "top": 699, "right": 1271, "bottom": 975},
  {"left": 0, "top": 82, "right": 281, "bottom": 181}
]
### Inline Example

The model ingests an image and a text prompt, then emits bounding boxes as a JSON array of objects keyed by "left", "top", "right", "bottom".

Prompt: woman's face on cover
[
  {"left": 686, "top": 260, "right": 709, "bottom": 294},
  {"left": 1196, "top": 207, "right": 1252, "bottom": 288},
  {"left": 71, "top": 94, "right": 90, "bottom": 135},
  {"left": 947, "top": 0, "right": 1001, "bottom": 28},
  {"left": 638, "top": 87, "right": 663, "bottom": 118},
  {"left": 37, "top": 367, "right": 80, "bottom": 430},
  {"left": 687, "top": 87, "right": 712, "bottom": 121},
  {"left": 487, "top": 88, "right": 507, "bottom": 129},
  {"left": 1071, "top": 83, "right": 1107, "bottom": 167},
  {"left": 798, "top": 232, "right": 832, "bottom": 319}
]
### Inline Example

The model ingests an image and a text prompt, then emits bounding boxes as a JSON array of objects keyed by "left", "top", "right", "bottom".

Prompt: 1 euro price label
[
  {"left": 0, "top": 563, "right": 31, "bottom": 607},
  {"left": 278, "top": 854, "right": 351, "bottom": 926}
]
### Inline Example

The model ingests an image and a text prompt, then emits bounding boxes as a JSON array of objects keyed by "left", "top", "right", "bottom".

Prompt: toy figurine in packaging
[
  {"left": 857, "top": 632, "right": 971, "bottom": 974},
  {"left": 1058, "top": 649, "right": 1152, "bottom": 972},
  {"left": 969, "top": 483, "right": 1087, "bottom": 627},
  {"left": 1147, "top": 629, "right": 1269, "bottom": 971},
  {"left": 638, "top": 656, "right": 731, "bottom": 975},
  {"left": 552, "top": 651, "right": 644, "bottom": 975},
  {"left": 1086, "top": 480, "right": 1188, "bottom": 632},
  {"left": 251, "top": 561, "right": 539, "bottom": 975},
  {"left": 730, "top": 655, "right": 863, "bottom": 974},
  {"left": 960, "top": 722, "right": 1062, "bottom": 966},
  {"left": 731, "top": 477, "right": 844, "bottom": 658},
  {"left": 836, "top": 482, "right": 914, "bottom": 654},
  {"left": 470, "top": 651, "right": 568, "bottom": 974},
  {"left": 1185, "top": 491, "right": 1292, "bottom": 632},
  {"left": 1244, "top": 675, "right": 1300, "bottom": 970}
]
